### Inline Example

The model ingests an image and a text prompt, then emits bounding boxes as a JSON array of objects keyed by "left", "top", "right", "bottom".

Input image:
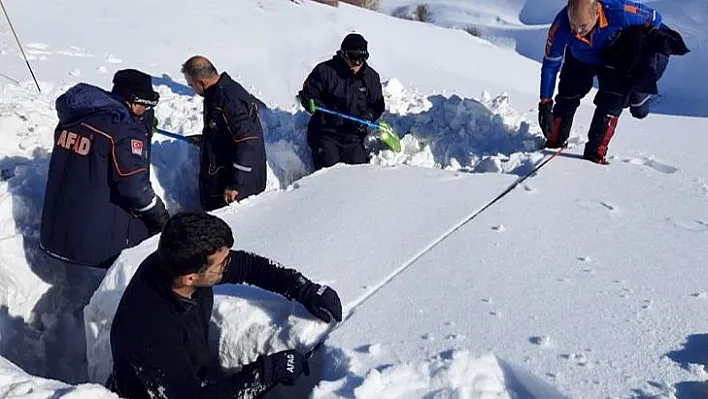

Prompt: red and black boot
[
  {"left": 544, "top": 116, "right": 573, "bottom": 149},
  {"left": 583, "top": 110, "right": 619, "bottom": 165}
]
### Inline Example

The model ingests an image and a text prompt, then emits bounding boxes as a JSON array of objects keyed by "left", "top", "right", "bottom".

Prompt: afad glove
[{"left": 259, "top": 349, "right": 310, "bottom": 386}]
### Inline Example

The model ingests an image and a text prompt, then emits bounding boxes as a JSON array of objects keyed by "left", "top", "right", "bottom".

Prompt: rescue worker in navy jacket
[
  {"left": 298, "top": 33, "right": 386, "bottom": 170},
  {"left": 538, "top": 0, "right": 688, "bottom": 164},
  {"left": 180, "top": 56, "right": 267, "bottom": 211},
  {"left": 40, "top": 69, "right": 170, "bottom": 268},
  {"left": 108, "top": 212, "right": 343, "bottom": 399}
]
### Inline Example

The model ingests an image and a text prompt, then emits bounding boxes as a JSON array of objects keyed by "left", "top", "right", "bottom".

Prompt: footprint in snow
[
  {"left": 620, "top": 156, "right": 679, "bottom": 174},
  {"left": 523, "top": 184, "right": 536, "bottom": 193},
  {"left": 529, "top": 336, "right": 551, "bottom": 346},
  {"left": 666, "top": 217, "right": 708, "bottom": 232},
  {"left": 354, "top": 344, "right": 382, "bottom": 356},
  {"left": 576, "top": 199, "right": 619, "bottom": 213},
  {"left": 577, "top": 257, "right": 596, "bottom": 273}
]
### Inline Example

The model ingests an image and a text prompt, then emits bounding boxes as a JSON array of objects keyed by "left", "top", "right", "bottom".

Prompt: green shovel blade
[{"left": 378, "top": 121, "right": 401, "bottom": 153}]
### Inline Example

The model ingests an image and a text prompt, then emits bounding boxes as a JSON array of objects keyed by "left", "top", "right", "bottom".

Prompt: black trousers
[
  {"left": 552, "top": 51, "right": 668, "bottom": 159},
  {"left": 308, "top": 134, "right": 368, "bottom": 171}
]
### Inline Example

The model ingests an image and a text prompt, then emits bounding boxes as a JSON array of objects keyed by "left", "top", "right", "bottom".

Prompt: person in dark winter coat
[
  {"left": 180, "top": 56, "right": 267, "bottom": 212},
  {"left": 538, "top": 0, "right": 689, "bottom": 164},
  {"left": 298, "top": 33, "right": 386, "bottom": 170},
  {"left": 108, "top": 212, "right": 342, "bottom": 399},
  {"left": 40, "top": 69, "right": 170, "bottom": 268}
]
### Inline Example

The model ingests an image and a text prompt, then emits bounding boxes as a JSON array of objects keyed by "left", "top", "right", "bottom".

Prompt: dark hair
[{"left": 157, "top": 212, "right": 234, "bottom": 278}]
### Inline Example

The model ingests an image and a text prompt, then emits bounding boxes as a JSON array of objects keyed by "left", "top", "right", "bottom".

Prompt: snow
[
  {"left": 0, "top": 0, "right": 706, "bottom": 398},
  {"left": 0, "top": 355, "right": 117, "bottom": 398}
]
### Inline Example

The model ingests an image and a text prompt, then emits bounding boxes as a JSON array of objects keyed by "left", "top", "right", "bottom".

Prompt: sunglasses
[
  {"left": 203, "top": 252, "right": 231, "bottom": 275},
  {"left": 343, "top": 50, "right": 369, "bottom": 63},
  {"left": 131, "top": 94, "right": 160, "bottom": 109}
]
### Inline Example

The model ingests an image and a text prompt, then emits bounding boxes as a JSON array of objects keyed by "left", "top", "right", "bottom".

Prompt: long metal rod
[{"left": 0, "top": 0, "right": 40, "bottom": 93}]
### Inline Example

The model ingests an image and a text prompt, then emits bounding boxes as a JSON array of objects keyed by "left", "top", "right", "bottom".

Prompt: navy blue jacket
[
  {"left": 541, "top": 0, "right": 662, "bottom": 99},
  {"left": 40, "top": 83, "right": 160, "bottom": 267},
  {"left": 109, "top": 250, "right": 305, "bottom": 399},
  {"left": 299, "top": 53, "right": 385, "bottom": 142},
  {"left": 200, "top": 73, "right": 266, "bottom": 211}
]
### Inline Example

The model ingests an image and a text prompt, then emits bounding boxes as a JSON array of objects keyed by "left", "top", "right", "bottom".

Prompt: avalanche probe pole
[{"left": 0, "top": 0, "right": 40, "bottom": 93}]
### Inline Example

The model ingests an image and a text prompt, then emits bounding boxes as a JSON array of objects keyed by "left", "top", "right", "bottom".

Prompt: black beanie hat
[
  {"left": 111, "top": 69, "right": 159, "bottom": 107},
  {"left": 341, "top": 33, "right": 368, "bottom": 52}
]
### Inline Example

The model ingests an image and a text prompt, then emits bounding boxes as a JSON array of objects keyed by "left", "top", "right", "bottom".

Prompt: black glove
[
  {"left": 259, "top": 350, "right": 310, "bottom": 386},
  {"left": 137, "top": 196, "right": 169, "bottom": 236},
  {"left": 538, "top": 100, "right": 554, "bottom": 139},
  {"left": 355, "top": 111, "right": 374, "bottom": 136},
  {"left": 296, "top": 281, "right": 343, "bottom": 323}
]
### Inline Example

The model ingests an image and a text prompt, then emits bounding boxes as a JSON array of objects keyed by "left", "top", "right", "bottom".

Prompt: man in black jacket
[
  {"left": 40, "top": 69, "right": 169, "bottom": 268},
  {"left": 108, "top": 212, "right": 343, "bottom": 398},
  {"left": 298, "top": 33, "right": 386, "bottom": 170},
  {"left": 181, "top": 56, "right": 267, "bottom": 211}
]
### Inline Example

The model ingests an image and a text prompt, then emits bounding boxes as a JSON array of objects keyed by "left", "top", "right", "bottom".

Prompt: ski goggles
[{"left": 343, "top": 50, "right": 369, "bottom": 63}]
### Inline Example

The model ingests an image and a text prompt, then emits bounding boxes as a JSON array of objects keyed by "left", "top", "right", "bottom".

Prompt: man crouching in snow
[
  {"left": 107, "top": 212, "right": 342, "bottom": 398},
  {"left": 538, "top": 0, "right": 688, "bottom": 164}
]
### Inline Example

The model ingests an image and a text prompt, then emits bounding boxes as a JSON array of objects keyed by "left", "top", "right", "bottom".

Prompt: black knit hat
[
  {"left": 111, "top": 69, "right": 159, "bottom": 107},
  {"left": 341, "top": 33, "right": 368, "bottom": 52}
]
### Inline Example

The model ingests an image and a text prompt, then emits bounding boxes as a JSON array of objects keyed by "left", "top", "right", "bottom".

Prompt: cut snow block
[{"left": 84, "top": 164, "right": 515, "bottom": 384}]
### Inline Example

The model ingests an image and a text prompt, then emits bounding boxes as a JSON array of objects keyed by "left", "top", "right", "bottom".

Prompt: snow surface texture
[
  {"left": 0, "top": 0, "right": 706, "bottom": 397},
  {"left": 0, "top": 356, "right": 117, "bottom": 398}
]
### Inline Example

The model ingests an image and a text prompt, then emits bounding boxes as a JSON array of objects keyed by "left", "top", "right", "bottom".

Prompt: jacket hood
[{"left": 55, "top": 83, "right": 132, "bottom": 126}]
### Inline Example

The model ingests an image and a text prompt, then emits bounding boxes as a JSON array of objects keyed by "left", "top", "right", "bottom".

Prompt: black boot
[
  {"left": 629, "top": 93, "right": 653, "bottom": 119},
  {"left": 583, "top": 110, "right": 619, "bottom": 165}
]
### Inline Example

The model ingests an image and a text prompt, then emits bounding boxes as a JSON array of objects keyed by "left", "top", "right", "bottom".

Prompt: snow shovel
[{"left": 308, "top": 99, "right": 401, "bottom": 153}]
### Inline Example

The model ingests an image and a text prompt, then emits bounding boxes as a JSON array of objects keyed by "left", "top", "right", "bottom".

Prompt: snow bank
[
  {"left": 315, "top": 350, "right": 514, "bottom": 398},
  {"left": 0, "top": 355, "right": 117, "bottom": 398},
  {"left": 373, "top": 79, "right": 544, "bottom": 174}
]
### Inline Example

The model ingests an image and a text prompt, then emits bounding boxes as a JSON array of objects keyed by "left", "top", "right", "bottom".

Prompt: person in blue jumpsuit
[{"left": 538, "top": 0, "right": 688, "bottom": 164}]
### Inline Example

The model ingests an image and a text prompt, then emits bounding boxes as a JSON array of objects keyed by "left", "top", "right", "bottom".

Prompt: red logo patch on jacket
[{"left": 131, "top": 139, "right": 144, "bottom": 156}]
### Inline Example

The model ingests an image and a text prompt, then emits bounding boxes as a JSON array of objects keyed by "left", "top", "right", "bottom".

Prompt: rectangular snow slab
[{"left": 327, "top": 152, "right": 708, "bottom": 399}]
